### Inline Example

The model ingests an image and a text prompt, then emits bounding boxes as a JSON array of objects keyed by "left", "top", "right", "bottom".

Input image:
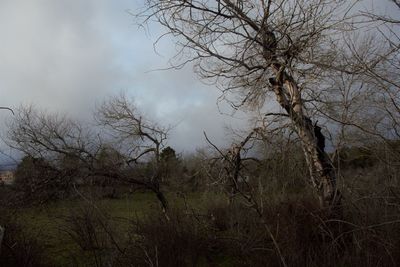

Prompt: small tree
[
  {"left": 14, "top": 155, "right": 71, "bottom": 203},
  {"left": 159, "top": 146, "right": 179, "bottom": 183},
  {"left": 96, "top": 145, "right": 125, "bottom": 171},
  {"left": 96, "top": 93, "right": 170, "bottom": 212},
  {"left": 160, "top": 146, "right": 177, "bottom": 162},
  {"left": 6, "top": 106, "right": 94, "bottom": 201}
]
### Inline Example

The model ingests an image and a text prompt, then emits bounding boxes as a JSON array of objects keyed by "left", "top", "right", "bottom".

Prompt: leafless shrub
[{"left": 59, "top": 203, "right": 123, "bottom": 267}]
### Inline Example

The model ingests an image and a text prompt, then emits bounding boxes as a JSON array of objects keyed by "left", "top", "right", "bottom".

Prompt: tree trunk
[
  {"left": 0, "top": 225, "right": 4, "bottom": 255},
  {"left": 155, "top": 189, "right": 169, "bottom": 212},
  {"left": 296, "top": 116, "right": 341, "bottom": 208},
  {"left": 150, "top": 179, "right": 170, "bottom": 220},
  {"left": 270, "top": 64, "right": 341, "bottom": 210}
]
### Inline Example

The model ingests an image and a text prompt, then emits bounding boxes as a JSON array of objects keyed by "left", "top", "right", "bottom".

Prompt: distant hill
[{"left": 0, "top": 161, "right": 17, "bottom": 172}]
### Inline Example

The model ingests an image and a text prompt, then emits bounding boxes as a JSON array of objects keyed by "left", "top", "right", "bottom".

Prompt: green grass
[
  {"left": 12, "top": 193, "right": 159, "bottom": 266},
  {"left": 10, "top": 191, "right": 224, "bottom": 266}
]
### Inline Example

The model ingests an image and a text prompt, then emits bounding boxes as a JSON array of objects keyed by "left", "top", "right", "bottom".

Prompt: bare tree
[
  {"left": 205, "top": 129, "right": 260, "bottom": 202},
  {"left": 96, "top": 93, "right": 170, "bottom": 212},
  {"left": 7, "top": 101, "right": 170, "bottom": 213},
  {"left": 140, "top": 0, "right": 366, "bottom": 209},
  {"left": 5, "top": 105, "right": 99, "bottom": 202},
  {"left": 204, "top": 128, "right": 290, "bottom": 266},
  {"left": 7, "top": 105, "right": 95, "bottom": 164}
]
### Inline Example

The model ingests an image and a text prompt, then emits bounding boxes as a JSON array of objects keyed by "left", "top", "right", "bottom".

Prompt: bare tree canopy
[
  {"left": 140, "top": 0, "right": 373, "bottom": 209},
  {"left": 96, "top": 93, "right": 168, "bottom": 165},
  {"left": 141, "top": 0, "right": 363, "bottom": 107},
  {"left": 96, "top": 93, "right": 170, "bottom": 211},
  {"left": 7, "top": 96, "right": 171, "bottom": 212},
  {"left": 7, "top": 105, "right": 95, "bottom": 163}
]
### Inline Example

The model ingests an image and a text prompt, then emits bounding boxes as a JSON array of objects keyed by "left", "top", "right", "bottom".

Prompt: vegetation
[
  {"left": 1, "top": 139, "right": 400, "bottom": 266},
  {"left": 2, "top": 0, "right": 400, "bottom": 266}
]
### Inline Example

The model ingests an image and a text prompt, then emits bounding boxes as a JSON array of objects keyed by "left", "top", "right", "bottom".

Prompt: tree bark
[
  {"left": 152, "top": 184, "right": 170, "bottom": 220},
  {"left": 0, "top": 225, "right": 4, "bottom": 255},
  {"left": 269, "top": 64, "right": 341, "bottom": 209}
]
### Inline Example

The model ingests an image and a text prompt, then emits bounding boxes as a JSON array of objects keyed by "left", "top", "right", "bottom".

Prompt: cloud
[
  {"left": 0, "top": 0, "right": 249, "bottom": 163},
  {"left": 0, "top": 1, "right": 121, "bottom": 114}
]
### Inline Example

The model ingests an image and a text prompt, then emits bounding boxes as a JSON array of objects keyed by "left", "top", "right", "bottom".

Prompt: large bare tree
[
  {"left": 140, "top": 0, "right": 365, "bottom": 208},
  {"left": 7, "top": 99, "right": 170, "bottom": 212}
]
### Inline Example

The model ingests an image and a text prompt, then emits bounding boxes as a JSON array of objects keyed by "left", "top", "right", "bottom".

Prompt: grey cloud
[{"left": 0, "top": 0, "right": 247, "bottom": 162}]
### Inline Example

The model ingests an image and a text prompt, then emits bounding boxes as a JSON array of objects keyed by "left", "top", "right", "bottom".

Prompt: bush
[
  {"left": 118, "top": 196, "right": 400, "bottom": 267},
  {"left": 13, "top": 156, "right": 73, "bottom": 204},
  {"left": 118, "top": 208, "right": 222, "bottom": 266},
  {"left": 59, "top": 203, "right": 122, "bottom": 267},
  {"left": 0, "top": 208, "right": 47, "bottom": 267}
]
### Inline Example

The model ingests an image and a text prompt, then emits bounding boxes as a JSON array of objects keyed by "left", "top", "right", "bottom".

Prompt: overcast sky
[
  {"left": 0, "top": 0, "right": 395, "bottom": 167},
  {"left": 0, "top": 0, "right": 252, "bottom": 165}
]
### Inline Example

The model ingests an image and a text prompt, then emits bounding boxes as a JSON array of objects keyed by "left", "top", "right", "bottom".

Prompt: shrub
[
  {"left": 0, "top": 208, "right": 47, "bottom": 267},
  {"left": 59, "top": 203, "right": 122, "bottom": 267},
  {"left": 13, "top": 156, "right": 72, "bottom": 204}
]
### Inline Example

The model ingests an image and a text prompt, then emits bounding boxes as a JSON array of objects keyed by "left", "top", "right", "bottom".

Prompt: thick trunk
[
  {"left": 270, "top": 64, "right": 341, "bottom": 209},
  {"left": 296, "top": 117, "right": 341, "bottom": 208}
]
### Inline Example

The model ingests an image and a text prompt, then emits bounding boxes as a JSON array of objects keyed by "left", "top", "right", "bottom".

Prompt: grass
[
  {"left": 10, "top": 192, "right": 158, "bottom": 266},
  {"left": 3, "top": 174, "right": 400, "bottom": 266},
  {"left": 7, "top": 191, "right": 225, "bottom": 266}
]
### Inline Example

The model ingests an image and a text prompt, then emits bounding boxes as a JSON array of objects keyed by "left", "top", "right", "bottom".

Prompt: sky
[
  {"left": 0, "top": 0, "right": 396, "bottom": 167},
  {"left": 0, "top": 0, "right": 250, "bottom": 165}
]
